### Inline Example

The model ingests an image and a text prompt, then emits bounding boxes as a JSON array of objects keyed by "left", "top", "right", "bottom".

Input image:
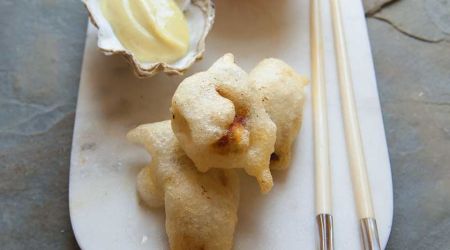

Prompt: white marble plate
[{"left": 70, "top": 0, "right": 393, "bottom": 249}]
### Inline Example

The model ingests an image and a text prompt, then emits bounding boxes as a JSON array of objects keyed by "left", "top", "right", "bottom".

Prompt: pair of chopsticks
[{"left": 310, "top": 0, "right": 381, "bottom": 249}]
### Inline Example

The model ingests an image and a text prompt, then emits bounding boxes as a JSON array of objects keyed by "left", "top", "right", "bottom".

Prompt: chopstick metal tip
[
  {"left": 360, "top": 218, "right": 381, "bottom": 250},
  {"left": 316, "top": 214, "right": 334, "bottom": 250}
]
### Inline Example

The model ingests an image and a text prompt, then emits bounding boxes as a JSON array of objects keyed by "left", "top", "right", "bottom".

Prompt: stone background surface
[{"left": 0, "top": 0, "right": 448, "bottom": 249}]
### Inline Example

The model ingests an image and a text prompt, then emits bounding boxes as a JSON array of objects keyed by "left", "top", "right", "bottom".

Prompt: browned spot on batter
[
  {"left": 270, "top": 152, "right": 280, "bottom": 161},
  {"left": 214, "top": 86, "right": 249, "bottom": 151},
  {"left": 215, "top": 115, "right": 248, "bottom": 149},
  {"left": 216, "top": 135, "right": 229, "bottom": 147}
]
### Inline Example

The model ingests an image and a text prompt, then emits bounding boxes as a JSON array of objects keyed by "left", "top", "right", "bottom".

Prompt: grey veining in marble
[{"left": 0, "top": 0, "right": 449, "bottom": 249}]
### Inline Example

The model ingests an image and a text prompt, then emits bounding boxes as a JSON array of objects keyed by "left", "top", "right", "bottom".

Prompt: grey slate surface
[
  {"left": 0, "top": 0, "right": 85, "bottom": 249},
  {"left": 0, "top": 0, "right": 448, "bottom": 249},
  {"left": 367, "top": 1, "right": 450, "bottom": 249}
]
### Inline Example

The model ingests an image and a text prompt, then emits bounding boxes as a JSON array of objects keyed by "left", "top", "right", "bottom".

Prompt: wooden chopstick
[
  {"left": 310, "top": 0, "right": 334, "bottom": 249},
  {"left": 329, "top": 0, "right": 381, "bottom": 249}
]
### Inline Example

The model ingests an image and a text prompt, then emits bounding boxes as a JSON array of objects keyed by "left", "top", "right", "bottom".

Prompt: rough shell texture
[{"left": 83, "top": 0, "right": 215, "bottom": 77}]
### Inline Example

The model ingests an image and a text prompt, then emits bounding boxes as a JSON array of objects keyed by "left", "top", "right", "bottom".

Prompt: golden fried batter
[
  {"left": 250, "top": 58, "right": 308, "bottom": 170},
  {"left": 171, "top": 54, "right": 276, "bottom": 193},
  {"left": 128, "top": 121, "right": 240, "bottom": 250}
]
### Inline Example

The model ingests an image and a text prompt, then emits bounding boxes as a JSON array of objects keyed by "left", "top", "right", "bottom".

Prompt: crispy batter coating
[
  {"left": 171, "top": 54, "right": 276, "bottom": 193},
  {"left": 128, "top": 121, "right": 240, "bottom": 250},
  {"left": 250, "top": 58, "right": 308, "bottom": 170}
]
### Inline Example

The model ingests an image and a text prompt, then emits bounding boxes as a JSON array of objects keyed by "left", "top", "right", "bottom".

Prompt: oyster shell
[{"left": 83, "top": 0, "right": 215, "bottom": 77}]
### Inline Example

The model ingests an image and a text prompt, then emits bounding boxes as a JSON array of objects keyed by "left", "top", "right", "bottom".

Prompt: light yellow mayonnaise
[{"left": 102, "top": 0, "right": 190, "bottom": 63}]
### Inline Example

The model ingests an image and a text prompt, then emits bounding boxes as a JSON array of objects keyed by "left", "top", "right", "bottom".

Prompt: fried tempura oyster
[
  {"left": 171, "top": 54, "right": 277, "bottom": 193},
  {"left": 250, "top": 58, "right": 308, "bottom": 170},
  {"left": 127, "top": 121, "right": 240, "bottom": 250}
]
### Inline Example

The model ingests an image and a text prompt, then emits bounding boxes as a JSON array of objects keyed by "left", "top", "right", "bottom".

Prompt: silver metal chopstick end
[
  {"left": 360, "top": 218, "right": 381, "bottom": 250},
  {"left": 316, "top": 214, "right": 334, "bottom": 250}
]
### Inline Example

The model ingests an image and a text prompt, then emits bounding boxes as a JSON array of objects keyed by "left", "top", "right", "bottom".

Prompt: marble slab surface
[{"left": 69, "top": 0, "right": 392, "bottom": 249}]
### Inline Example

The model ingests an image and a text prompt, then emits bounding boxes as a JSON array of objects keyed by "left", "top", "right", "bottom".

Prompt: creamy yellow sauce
[{"left": 102, "top": 0, "right": 189, "bottom": 63}]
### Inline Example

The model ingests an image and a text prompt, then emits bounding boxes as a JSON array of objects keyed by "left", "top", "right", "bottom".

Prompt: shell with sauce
[{"left": 83, "top": 0, "right": 215, "bottom": 77}]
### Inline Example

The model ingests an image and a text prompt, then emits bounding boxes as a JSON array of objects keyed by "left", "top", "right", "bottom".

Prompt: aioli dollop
[{"left": 102, "top": 0, "right": 190, "bottom": 63}]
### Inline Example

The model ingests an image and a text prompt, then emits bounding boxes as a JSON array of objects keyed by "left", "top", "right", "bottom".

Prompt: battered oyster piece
[
  {"left": 250, "top": 59, "right": 308, "bottom": 170},
  {"left": 128, "top": 121, "right": 240, "bottom": 250},
  {"left": 171, "top": 54, "right": 277, "bottom": 193}
]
